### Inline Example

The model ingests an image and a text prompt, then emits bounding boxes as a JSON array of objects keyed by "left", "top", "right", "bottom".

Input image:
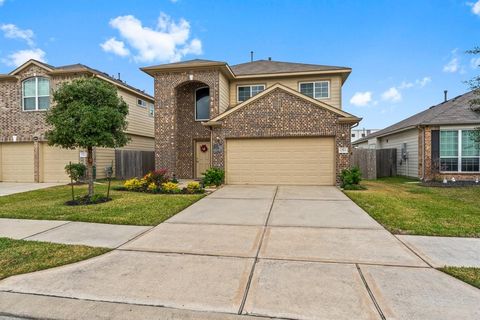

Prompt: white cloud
[
  {"left": 100, "top": 37, "right": 130, "bottom": 57},
  {"left": 381, "top": 87, "right": 402, "bottom": 102},
  {"left": 0, "top": 24, "right": 35, "bottom": 46},
  {"left": 0, "top": 0, "right": 5, "bottom": 6},
  {"left": 416, "top": 76, "right": 431, "bottom": 87},
  {"left": 443, "top": 57, "right": 459, "bottom": 73},
  {"left": 471, "top": 57, "right": 480, "bottom": 68},
  {"left": 398, "top": 81, "right": 414, "bottom": 89},
  {"left": 350, "top": 91, "right": 372, "bottom": 107},
  {"left": 2, "top": 48, "right": 46, "bottom": 67},
  {"left": 105, "top": 13, "right": 202, "bottom": 63},
  {"left": 471, "top": 0, "right": 480, "bottom": 15}
]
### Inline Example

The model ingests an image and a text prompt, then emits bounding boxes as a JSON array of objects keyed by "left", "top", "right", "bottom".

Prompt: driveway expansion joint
[
  {"left": 356, "top": 264, "right": 386, "bottom": 320},
  {"left": 393, "top": 235, "right": 434, "bottom": 268},
  {"left": 237, "top": 186, "right": 278, "bottom": 315}
]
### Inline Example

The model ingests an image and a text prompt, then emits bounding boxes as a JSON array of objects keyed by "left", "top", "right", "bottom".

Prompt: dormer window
[
  {"left": 299, "top": 81, "right": 330, "bottom": 99},
  {"left": 22, "top": 77, "right": 50, "bottom": 111},
  {"left": 195, "top": 87, "right": 210, "bottom": 121}
]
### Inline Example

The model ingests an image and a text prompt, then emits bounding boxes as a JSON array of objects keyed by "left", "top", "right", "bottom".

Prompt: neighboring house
[
  {"left": 351, "top": 128, "right": 378, "bottom": 142},
  {"left": 141, "top": 59, "right": 361, "bottom": 185},
  {"left": 0, "top": 59, "right": 155, "bottom": 183},
  {"left": 353, "top": 90, "right": 480, "bottom": 181}
]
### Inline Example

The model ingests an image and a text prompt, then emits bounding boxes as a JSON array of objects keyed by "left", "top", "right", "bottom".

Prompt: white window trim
[
  {"left": 22, "top": 77, "right": 50, "bottom": 112},
  {"left": 137, "top": 99, "right": 147, "bottom": 108},
  {"left": 148, "top": 104, "right": 155, "bottom": 117},
  {"left": 236, "top": 84, "right": 266, "bottom": 103},
  {"left": 194, "top": 86, "right": 210, "bottom": 122},
  {"left": 298, "top": 80, "right": 330, "bottom": 100},
  {"left": 439, "top": 129, "right": 480, "bottom": 173}
]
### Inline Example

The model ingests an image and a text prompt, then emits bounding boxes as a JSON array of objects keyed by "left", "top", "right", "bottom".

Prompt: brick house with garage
[
  {"left": 0, "top": 59, "right": 155, "bottom": 183},
  {"left": 141, "top": 59, "right": 361, "bottom": 185},
  {"left": 353, "top": 90, "right": 480, "bottom": 181}
]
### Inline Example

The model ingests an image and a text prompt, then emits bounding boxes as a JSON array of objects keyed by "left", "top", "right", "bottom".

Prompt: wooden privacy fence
[
  {"left": 352, "top": 148, "right": 397, "bottom": 179},
  {"left": 115, "top": 150, "right": 155, "bottom": 180}
]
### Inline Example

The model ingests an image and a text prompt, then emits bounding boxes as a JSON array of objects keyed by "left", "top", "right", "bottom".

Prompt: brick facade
[
  {"left": 210, "top": 88, "right": 351, "bottom": 184},
  {"left": 420, "top": 126, "right": 480, "bottom": 181},
  {"left": 153, "top": 69, "right": 220, "bottom": 178}
]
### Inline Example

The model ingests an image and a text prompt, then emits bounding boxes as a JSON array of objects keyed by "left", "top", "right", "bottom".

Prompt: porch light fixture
[
  {"left": 188, "top": 74, "right": 194, "bottom": 81},
  {"left": 12, "top": 135, "right": 17, "bottom": 142}
]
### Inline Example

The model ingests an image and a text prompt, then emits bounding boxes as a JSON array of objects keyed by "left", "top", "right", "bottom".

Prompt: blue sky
[{"left": 1, "top": 0, "right": 479, "bottom": 129}]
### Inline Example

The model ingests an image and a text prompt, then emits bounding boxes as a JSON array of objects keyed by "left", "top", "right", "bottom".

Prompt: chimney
[
  {"left": 118, "top": 73, "right": 121, "bottom": 80},
  {"left": 268, "top": 57, "right": 272, "bottom": 61},
  {"left": 444, "top": 90, "right": 448, "bottom": 102},
  {"left": 250, "top": 51, "right": 254, "bottom": 62}
]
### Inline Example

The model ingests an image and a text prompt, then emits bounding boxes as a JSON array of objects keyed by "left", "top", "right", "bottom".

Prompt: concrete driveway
[
  {"left": 0, "top": 185, "right": 479, "bottom": 320},
  {"left": 0, "top": 182, "right": 63, "bottom": 196}
]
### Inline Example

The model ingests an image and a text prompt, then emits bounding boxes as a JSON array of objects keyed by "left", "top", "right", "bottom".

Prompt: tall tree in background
[
  {"left": 46, "top": 78, "right": 129, "bottom": 197},
  {"left": 467, "top": 47, "right": 480, "bottom": 143}
]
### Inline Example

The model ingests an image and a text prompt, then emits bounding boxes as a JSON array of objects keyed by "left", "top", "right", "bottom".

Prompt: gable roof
[
  {"left": 205, "top": 83, "right": 361, "bottom": 125},
  {"left": 4, "top": 59, "right": 153, "bottom": 101},
  {"left": 354, "top": 90, "right": 480, "bottom": 144},
  {"left": 141, "top": 59, "right": 351, "bottom": 81},
  {"left": 231, "top": 60, "right": 350, "bottom": 76}
]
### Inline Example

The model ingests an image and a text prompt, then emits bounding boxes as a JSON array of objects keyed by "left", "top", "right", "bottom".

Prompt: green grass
[
  {"left": 344, "top": 177, "right": 480, "bottom": 237},
  {"left": 0, "top": 237, "right": 109, "bottom": 280},
  {"left": 0, "top": 181, "right": 204, "bottom": 225},
  {"left": 440, "top": 267, "right": 480, "bottom": 289}
]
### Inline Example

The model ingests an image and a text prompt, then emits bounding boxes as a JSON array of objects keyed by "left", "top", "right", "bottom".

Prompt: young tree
[
  {"left": 46, "top": 77, "right": 129, "bottom": 197},
  {"left": 467, "top": 47, "right": 480, "bottom": 144}
]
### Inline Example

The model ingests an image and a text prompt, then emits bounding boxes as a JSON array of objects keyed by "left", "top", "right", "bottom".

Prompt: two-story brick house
[
  {"left": 0, "top": 59, "right": 155, "bottom": 183},
  {"left": 141, "top": 59, "right": 361, "bottom": 185}
]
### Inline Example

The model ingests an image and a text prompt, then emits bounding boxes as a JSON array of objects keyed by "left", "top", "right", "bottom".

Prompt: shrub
[
  {"left": 340, "top": 166, "right": 362, "bottom": 189},
  {"left": 161, "top": 182, "right": 180, "bottom": 194},
  {"left": 203, "top": 168, "right": 225, "bottom": 186},
  {"left": 144, "top": 169, "right": 169, "bottom": 187},
  {"left": 147, "top": 182, "right": 159, "bottom": 193},
  {"left": 65, "top": 163, "right": 86, "bottom": 182},
  {"left": 124, "top": 178, "right": 147, "bottom": 191},
  {"left": 186, "top": 181, "right": 202, "bottom": 194}
]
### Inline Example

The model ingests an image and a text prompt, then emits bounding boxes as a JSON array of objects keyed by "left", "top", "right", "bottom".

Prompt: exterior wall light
[
  {"left": 12, "top": 135, "right": 17, "bottom": 142},
  {"left": 189, "top": 74, "right": 194, "bottom": 81}
]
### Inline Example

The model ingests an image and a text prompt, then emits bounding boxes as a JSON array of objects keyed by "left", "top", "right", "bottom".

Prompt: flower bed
[{"left": 114, "top": 169, "right": 205, "bottom": 195}]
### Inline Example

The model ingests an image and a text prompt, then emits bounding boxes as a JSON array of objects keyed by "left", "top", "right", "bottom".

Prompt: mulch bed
[{"left": 421, "top": 181, "right": 480, "bottom": 188}]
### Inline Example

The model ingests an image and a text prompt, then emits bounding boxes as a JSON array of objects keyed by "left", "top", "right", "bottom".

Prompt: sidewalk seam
[{"left": 21, "top": 221, "right": 73, "bottom": 240}]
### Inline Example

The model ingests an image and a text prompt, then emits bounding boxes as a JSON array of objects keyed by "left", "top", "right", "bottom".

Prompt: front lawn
[
  {"left": 344, "top": 177, "right": 480, "bottom": 237},
  {"left": 0, "top": 237, "right": 109, "bottom": 280},
  {"left": 440, "top": 267, "right": 480, "bottom": 289},
  {"left": 0, "top": 181, "right": 204, "bottom": 226}
]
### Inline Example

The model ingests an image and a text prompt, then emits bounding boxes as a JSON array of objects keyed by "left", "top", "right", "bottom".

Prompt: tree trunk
[{"left": 87, "top": 146, "right": 94, "bottom": 197}]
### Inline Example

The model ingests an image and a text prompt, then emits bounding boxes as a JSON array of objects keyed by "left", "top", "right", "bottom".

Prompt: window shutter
[{"left": 431, "top": 130, "right": 440, "bottom": 172}]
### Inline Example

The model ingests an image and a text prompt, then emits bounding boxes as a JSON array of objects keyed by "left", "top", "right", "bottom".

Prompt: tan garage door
[
  {"left": 226, "top": 137, "right": 335, "bottom": 185},
  {"left": 41, "top": 144, "right": 79, "bottom": 182},
  {"left": 0, "top": 143, "right": 34, "bottom": 182}
]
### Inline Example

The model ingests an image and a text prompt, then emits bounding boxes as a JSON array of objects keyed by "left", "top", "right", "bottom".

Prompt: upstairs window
[
  {"left": 149, "top": 104, "right": 154, "bottom": 117},
  {"left": 237, "top": 84, "right": 265, "bottom": 102},
  {"left": 137, "top": 99, "right": 147, "bottom": 107},
  {"left": 22, "top": 77, "right": 50, "bottom": 111},
  {"left": 195, "top": 87, "right": 210, "bottom": 121},
  {"left": 299, "top": 81, "right": 330, "bottom": 99}
]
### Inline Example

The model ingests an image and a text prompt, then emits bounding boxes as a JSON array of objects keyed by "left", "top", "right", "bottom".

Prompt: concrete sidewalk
[
  {"left": 0, "top": 218, "right": 151, "bottom": 248},
  {"left": 0, "top": 185, "right": 479, "bottom": 320}
]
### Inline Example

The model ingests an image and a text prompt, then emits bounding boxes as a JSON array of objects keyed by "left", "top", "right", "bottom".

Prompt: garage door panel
[
  {"left": 226, "top": 137, "right": 335, "bottom": 185},
  {"left": 42, "top": 145, "right": 79, "bottom": 182},
  {"left": 1, "top": 143, "right": 34, "bottom": 182}
]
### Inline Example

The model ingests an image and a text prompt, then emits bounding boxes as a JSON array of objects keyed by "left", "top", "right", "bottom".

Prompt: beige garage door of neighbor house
[
  {"left": 226, "top": 137, "right": 335, "bottom": 185},
  {"left": 41, "top": 144, "right": 79, "bottom": 182},
  {"left": 0, "top": 143, "right": 34, "bottom": 182}
]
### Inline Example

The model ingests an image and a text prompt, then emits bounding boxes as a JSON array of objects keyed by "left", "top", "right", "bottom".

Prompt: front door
[{"left": 195, "top": 141, "right": 211, "bottom": 178}]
